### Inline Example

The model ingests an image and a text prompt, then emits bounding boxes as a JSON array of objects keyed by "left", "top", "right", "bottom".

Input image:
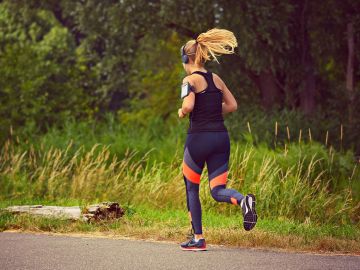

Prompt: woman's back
[{"left": 188, "top": 71, "right": 227, "bottom": 133}]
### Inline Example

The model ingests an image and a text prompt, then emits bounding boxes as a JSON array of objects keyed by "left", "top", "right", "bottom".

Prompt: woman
[{"left": 178, "top": 28, "right": 257, "bottom": 251}]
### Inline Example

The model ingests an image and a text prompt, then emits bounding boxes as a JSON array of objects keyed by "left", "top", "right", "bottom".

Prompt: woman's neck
[{"left": 188, "top": 65, "right": 207, "bottom": 74}]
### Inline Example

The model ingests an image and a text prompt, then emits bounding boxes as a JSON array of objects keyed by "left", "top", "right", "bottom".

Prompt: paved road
[{"left": 0, "top": 231, "right": 359, "bottom": 270}]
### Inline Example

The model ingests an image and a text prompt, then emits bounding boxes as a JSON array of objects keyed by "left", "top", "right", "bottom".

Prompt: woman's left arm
[{"left": 178, "top": 77, "right": 195, "bottom": 118}]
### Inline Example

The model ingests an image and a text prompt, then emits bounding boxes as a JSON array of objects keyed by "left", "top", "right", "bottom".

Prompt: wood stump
[{"left": 82, "top": 202, "right": 125, "bottom": 222}]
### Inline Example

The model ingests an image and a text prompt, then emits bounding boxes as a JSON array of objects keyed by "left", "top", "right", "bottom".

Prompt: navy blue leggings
[{"left": 182, "top": 131, "right": 244, "bottom": 234}]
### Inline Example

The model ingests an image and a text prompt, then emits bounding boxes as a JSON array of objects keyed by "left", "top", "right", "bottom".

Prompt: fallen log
[
  {"left": 4, "top": 202, "right": 125, "bottom": 223},
  {"left": 4, "top": 205, "right": 84, "bottom": 221}
]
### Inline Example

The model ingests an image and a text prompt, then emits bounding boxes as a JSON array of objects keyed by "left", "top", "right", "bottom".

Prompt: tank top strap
[{"left": 191, "top": 71, "right": 218, "bottom": 92}]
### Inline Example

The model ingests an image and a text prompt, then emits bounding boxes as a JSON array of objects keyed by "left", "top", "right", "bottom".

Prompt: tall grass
[{"left": 1, "top": 121, "right": 358, "bottom": 225}]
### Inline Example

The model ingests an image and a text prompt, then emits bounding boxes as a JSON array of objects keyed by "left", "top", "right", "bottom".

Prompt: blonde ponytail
[{"left": 184, "top": 28, "right": 238, "bottom": 65}]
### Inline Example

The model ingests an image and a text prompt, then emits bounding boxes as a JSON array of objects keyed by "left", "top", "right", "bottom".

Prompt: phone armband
[{"left": 181, "top": 82, "right": 193, "bottom": 99}]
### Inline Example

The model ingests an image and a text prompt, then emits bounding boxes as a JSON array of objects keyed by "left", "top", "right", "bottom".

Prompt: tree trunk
[
  {"left": 298, "top": 0, "right": 316, "bottom": 115},
  {"left": 253, "top": 70, "right": 282, "bottom": 110},
  {"left": 346, "top": 22, "right": 355, "bottom": 124},
  {"left": 299, "top": 63, "right": 316, "bottom": 115}
]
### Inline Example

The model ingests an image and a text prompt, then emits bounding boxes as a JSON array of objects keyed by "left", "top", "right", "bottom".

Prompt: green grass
[
  {"left": 1, "top": 199, "right": 359, "bottom": 253},
  {"left": 1, "top": 116, "right": 359, "bottom": 253},
  {"left": 1, "top": 133, "right": 358, "bottom": 225}
]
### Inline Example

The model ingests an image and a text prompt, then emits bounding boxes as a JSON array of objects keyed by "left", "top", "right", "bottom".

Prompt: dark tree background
[{"left": 0, "top": 0, "right": 359, "bottom": 152}]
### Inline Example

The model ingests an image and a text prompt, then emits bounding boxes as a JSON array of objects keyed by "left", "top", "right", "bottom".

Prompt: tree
[{"left": 0, "top": 1, "right": 92, "bottom": 143}]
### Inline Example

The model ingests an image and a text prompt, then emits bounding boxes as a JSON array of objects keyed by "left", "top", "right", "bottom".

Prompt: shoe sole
[
  {"left": 181, "top": 247, "right": 207, "bottom": 251},
  {"left": 243, "top": 194, "right": 257, "bottom": 231}
]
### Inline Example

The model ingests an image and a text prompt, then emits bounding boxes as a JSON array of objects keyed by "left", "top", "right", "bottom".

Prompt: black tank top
[{"left": 187, "top": 71, "right": 227, "bottom": 134}]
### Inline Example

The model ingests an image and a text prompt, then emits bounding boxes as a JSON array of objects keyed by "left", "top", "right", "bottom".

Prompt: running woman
[{"left": 178, "top": 28, "right": 257, "bottom": 251}]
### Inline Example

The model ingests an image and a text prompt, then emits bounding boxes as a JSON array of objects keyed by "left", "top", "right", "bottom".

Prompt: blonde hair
[{"left": 184, "top": 28, "right": 238, "bottom": 65}]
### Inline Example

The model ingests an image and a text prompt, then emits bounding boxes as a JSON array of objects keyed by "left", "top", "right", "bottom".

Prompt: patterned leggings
[{"left": 182, "top": 131, "right": 244, "bottom": 234}]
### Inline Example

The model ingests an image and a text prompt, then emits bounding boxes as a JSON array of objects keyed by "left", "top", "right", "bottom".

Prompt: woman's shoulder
[
  {"left": 182, "top": 74, "right": 204, "bottom": 86},
  {"left": 183, "top": 74, "right": 207, "bottom": 94},
  {"left": 210, "top": 72, "right": 225, "bottom": 91},
  {"left": 211, "top": 72, "right": 222, "bottom": 82},
  {"left": 182, "top": 74, "right": 198, "bottom": 83}
]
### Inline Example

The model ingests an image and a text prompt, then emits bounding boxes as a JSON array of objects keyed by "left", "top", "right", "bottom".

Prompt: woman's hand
[{"left": 178, "top": 108, "right": 186, "bottom": 118}]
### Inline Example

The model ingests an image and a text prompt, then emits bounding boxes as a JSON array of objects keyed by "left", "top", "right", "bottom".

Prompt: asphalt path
[{"left": 0, "top": 231, "right": 359, "bottom": 270}]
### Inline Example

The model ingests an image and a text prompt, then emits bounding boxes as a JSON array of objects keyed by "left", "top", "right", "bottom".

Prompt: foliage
[
  {"left": 0, "top": 2, "right": 93, "bottom": 143},
  {"left": 0, "top": 1, "right": 359, "bottom": 231},
  {"left": 119, "top": 33, "right": 184, "bottom": 125},
  {"left": 0, "top": 0, "right": 359, "bottom": 152}
]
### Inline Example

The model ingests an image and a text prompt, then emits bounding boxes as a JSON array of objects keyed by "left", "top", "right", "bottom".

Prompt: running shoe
[
  {"left": 240, "top": 193, "right": 257, "bottom": 231},
  {"left": 180, "top": 237, "right": 207, "bottom": 251}
]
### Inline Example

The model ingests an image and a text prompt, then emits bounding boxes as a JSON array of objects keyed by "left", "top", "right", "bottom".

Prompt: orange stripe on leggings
[
  {"left": 183, "top": 161, "right": 201, "bottom": 184},
  {"left": 210, "top": 171, "right": 228, "bottom": 189},
  {"left": 230, "top": 197, "right": 238, "bottom": 205}
]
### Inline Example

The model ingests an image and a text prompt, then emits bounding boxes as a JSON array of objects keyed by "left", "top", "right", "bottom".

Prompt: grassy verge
[
  {"left": 1, "top": 199, "right": 359, "bottom": 254},
  {"left": 1, "top": 139, "right": 359, "bottom": 225},
  {"left": 1, "top": 117, "right": 359, "bottom": 254}
]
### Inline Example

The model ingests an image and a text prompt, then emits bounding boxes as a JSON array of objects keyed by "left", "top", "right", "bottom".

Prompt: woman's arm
[
  {"left": 215, "top": 75, "right": 237, "bottom": 114},
  {"left": 178, "top": 77, "right": 195, "bottom": 118}
]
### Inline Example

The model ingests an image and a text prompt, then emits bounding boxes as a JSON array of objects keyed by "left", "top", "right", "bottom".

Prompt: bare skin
[{"left": 178, "top": 59, "right": 238, "bottom": 241}]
